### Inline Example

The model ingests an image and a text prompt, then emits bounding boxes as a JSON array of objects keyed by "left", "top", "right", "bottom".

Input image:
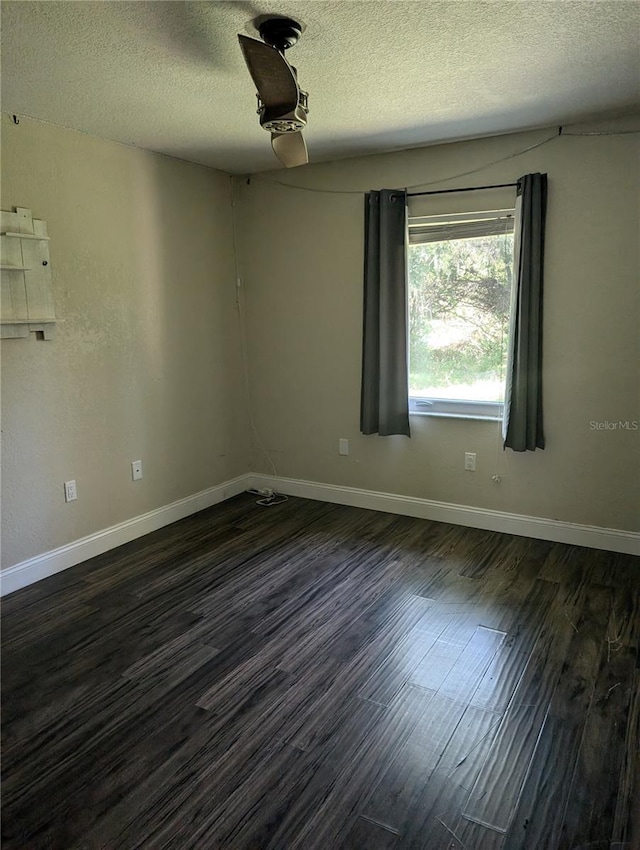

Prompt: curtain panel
[
  {"left": 360, "top": 189, "right": 410, "bottom": 437},
  {"left": 503, "top": 172, "right": 548, "bottom": 451}
]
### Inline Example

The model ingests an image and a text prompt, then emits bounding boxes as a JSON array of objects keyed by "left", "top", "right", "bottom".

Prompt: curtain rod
[{"left": 408, "top": 182, "right": 518, "bottom": 198}]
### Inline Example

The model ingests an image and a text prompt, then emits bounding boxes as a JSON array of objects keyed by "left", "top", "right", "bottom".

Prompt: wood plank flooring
[{"left": 2, "top": 493, "right": 639, "bottom": 849}]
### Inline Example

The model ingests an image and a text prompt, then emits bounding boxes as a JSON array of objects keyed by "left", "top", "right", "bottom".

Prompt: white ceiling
[{"left": 2, "top": 1, "right": 639, "bottom": 174}]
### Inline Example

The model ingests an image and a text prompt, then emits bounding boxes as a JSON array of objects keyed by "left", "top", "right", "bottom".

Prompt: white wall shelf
[
  {"left": 1, "top": 207, "right": 56, "bottom": 340},
  {"left": 1, "top": 232, "right": 50, "bottom": 240}
]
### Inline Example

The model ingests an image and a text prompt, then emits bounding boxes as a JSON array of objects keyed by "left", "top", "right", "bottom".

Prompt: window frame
[{"left": 407, "top": 208, "right": 515, "bottom": 421}]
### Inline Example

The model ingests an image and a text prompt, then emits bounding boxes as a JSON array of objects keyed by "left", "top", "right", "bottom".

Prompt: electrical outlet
[
  {"left": 131, "top": 460, "right": 143, "bottom": 481},
  {"left": 464, "top": 452, "right": 476, "bottom": 471},
  {"left": 339, "top": 438, "right": 349, "bottom": 456},
  {"left": 64, "top": 480, "right": 77, "bottom": 502}
]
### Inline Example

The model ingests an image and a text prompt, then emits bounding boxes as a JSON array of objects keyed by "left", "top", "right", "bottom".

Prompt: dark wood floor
[{"left": 2, "top": 494, "right": 639, "bottom": 850}]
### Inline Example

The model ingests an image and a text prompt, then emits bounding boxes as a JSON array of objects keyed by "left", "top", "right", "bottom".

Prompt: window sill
[
  {"left": 410, "top": 411, "right": 502, "bottom": 422},
  {"left": 410, "top": 398, "right": 504, "bottom": 420}
]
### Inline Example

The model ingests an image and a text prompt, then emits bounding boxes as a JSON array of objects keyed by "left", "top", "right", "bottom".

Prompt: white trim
[
  {"left": 0, "top": 474, "right": 251, "bottom": 596},
  {"left": 411, "top": 412, "right": 502, "bottom": 422},
  {"left": 3, "top": 471, "right": 637, "bottom": 597},
  {"left": 249, "top": 474, "right": 640, "bottom": 556},
  {"left": 409, "top": 398, "right": 504, "bottom": 419}
]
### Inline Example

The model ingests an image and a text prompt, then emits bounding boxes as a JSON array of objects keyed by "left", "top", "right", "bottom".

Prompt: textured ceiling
[{"left": 2, "top": 1, "right": 639, "bottom": 174}]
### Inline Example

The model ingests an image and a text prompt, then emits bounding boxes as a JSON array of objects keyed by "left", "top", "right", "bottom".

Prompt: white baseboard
[
  {"left": 0, "top": 474, "right": 251, "bottom": 597},
  {"left": 250, "top": 474, "right": 640, "bottom": 556},
  {"left": 3, "top": 471, "right": 637, "bottom": 597}
]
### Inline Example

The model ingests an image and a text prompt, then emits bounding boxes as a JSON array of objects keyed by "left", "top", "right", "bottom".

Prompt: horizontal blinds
[{"left": 409, "top": 213, "right": 514, "bottom": 244}]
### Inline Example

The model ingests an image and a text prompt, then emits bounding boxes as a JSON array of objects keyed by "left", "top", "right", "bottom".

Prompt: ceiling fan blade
[
  {"left": 271, "top": 131, "right": 308, "bottom": 168},
  {"left": 238, "top": 34, "right": 298, "bottom": 111}
]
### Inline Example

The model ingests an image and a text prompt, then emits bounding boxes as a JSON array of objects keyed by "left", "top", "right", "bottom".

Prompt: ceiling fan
[{"left": 238, "top": 17, "right": 309, "bottom": 168}]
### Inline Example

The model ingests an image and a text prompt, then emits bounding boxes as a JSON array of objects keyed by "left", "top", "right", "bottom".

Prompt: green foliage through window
[{"left": 408, "top": 232, "right": 514, "bottom": 402}]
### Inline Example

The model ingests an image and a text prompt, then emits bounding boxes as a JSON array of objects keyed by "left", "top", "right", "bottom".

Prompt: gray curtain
[
  {"left": 503, "top": 173, "right": 547, "bottom": 451},
  {"left": 360, "top": 189, "right": 410, "bottom": 437}
]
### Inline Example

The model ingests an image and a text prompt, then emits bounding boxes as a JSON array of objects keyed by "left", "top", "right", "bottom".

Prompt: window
[{"left": 408, "top": 209, "right": 515, "bottom": 419}]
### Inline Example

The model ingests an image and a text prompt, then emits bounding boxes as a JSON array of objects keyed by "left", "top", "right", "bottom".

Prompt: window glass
[{"left": 408, "top": 211, "right": 514, "bottom": 418}]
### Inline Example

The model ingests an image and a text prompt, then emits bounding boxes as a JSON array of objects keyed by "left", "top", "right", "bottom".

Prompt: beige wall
[
  {"left": 1, "top": 115, "right": 249, "bottom": 568},
  {"left": 1, "top": 117, "right": 637, "bottom": 574},
  {"left": 236, "top": 126, "right": 640, "bottom": 532}
]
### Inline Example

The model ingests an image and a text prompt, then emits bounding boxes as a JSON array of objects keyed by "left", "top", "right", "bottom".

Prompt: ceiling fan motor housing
[
  {"left": 259, "top": 90, "right": 308, "bottom": 133},
  {"left": 257, "top": 17, "right": 302, "bottom": 52}
]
